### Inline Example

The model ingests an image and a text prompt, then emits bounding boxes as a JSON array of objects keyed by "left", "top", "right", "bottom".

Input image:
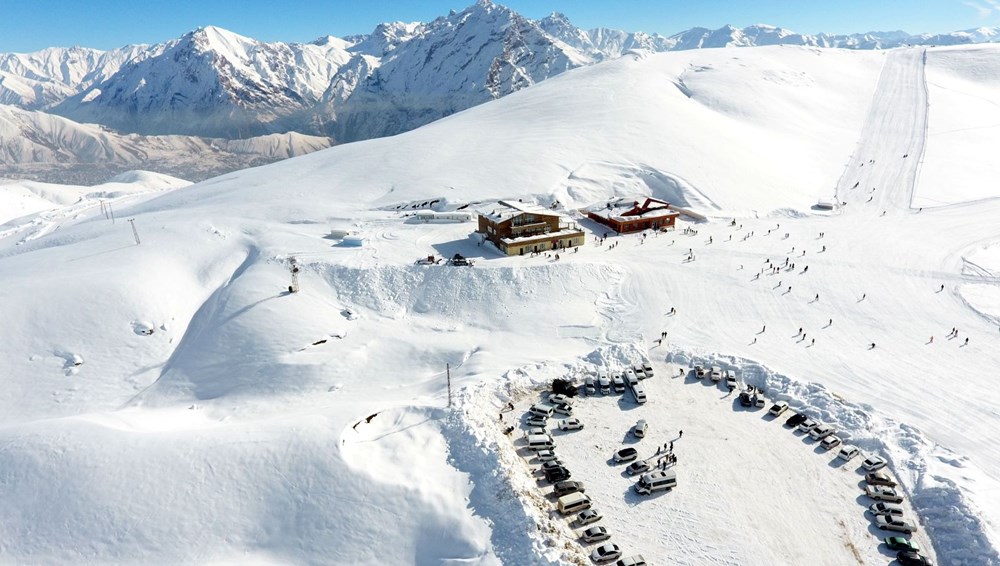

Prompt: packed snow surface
[{"left": 1, "top": 44, "right": 999, "bottom": 565}]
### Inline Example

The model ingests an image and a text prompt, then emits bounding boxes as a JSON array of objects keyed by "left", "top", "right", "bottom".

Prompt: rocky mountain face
[{"left": 1, "top": 0, "right": 998, "bottom": 182}]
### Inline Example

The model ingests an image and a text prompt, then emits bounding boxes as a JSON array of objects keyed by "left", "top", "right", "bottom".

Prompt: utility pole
[
  {"left": 108, "top": 202, "right": 116, "bottom": 224},
  {"left": 447, "top": 363, "right": 452, "bottom": 408},
  {"left": 288, "top": 256, "right": 300, "bottom": 293},
  {"left": 128, "top": 218, "right": 140, "bottom": 245}
]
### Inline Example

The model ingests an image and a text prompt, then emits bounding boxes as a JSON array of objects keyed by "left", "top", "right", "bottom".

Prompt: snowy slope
[
  {"left": 0, "top": 104, "right": 331, "bottom": 184},
  {"left": 1, "top": 43, "right": 1000, "bottom": 565}
]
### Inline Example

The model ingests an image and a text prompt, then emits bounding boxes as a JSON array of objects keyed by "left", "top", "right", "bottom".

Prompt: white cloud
[{"left": 963, "top": 0, "right": 999, "bottom": 18}]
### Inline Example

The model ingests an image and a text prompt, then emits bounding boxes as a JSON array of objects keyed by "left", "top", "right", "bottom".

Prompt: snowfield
[{"left": 1, "top": 43, "right": 1000, "bottom": 565}]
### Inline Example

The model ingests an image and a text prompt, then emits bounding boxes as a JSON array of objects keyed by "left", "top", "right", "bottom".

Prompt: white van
[
  {"left": 632, "top": 382, "right": 647, "bottom": 404},
  {"left": 634, "top": 470, "right": 676, "bottom": 495},
  {"left": 557, "top": 492, "right": 592, "bottom": 515},
  {"left": 526, "top": 434, "right": 555, "bottom": 451},
  {"left": 529, "top": 403, "right": 555, "bottom": 418}
]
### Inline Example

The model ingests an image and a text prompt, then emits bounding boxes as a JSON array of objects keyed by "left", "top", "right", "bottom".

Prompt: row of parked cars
[
  {"left": 776, "top": 405, "right": 932, "bottom": 564},
  {"left": 585, "top": 363, "right": 654, "bottom": 398},
  {"left": 520, "top": 391, "right": 647, "bottom": 565}
]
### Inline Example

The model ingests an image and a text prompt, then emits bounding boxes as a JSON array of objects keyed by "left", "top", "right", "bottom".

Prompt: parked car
[
  {"left": 876, "top": 514, "right": 917, "bottom": 533},
  {"left": 785, "top": 413, "right": 808, "bottom": 427},
  {"left": 633, "top": 365, "right": 647, "bottom": 379},
  {"left": 725, "top": 371, "right": 738, "bottom": 390},
  {"left": 553, "top": 403, "right": 574, "bottom": 416},
  {"left": 820, "top": 435, "right": 842, "bottom": 450},
  {"left": 616, "top": 556, "right": 647, "bottom": 566},
  {"left": 633, "top": 419, "right": 648, "bottom": 438},
  {"left": 809, "top": 424, "right": 835, "bottom": 440},
  {"left": 862, "top": 454, "right": 888, "bottom": 471},
  {"left": 866, "top": 485, "right": 904, "bottom": 503},
  {"left": 884, "top": 536, "right": 919, "bottom": 552},
  {"left": 612, "top": 374, "right": 626, "bottom": 393},
  {"left": 598, "top": 375, "right": 611, "bottom": 394},
  {"left": 591, "top": 543, "right": 622, "bottom": 564},
  {"left": 710, "top": 366, "right": 723, "bottom": 381},
  {"left": 751, "top": 394, "right": 766, "bottom": 408},
  {"left": 626, "top": 460, "right": 651, "bottom": 476},
  {"left": 694, "top": 364, "right": 707, "bottom": 378},
  {"left": 837, "top": 445, "right": 860, "bottom": 461},
  {"left": 642, "top": 363, "right": 653, "bottom": 376},
  {"left": 536, "top": 450, "right": 558, "bottom": 462},
  {"left": 575, "top": 509, "right": 602, "bottom": 527},
  {"left": 624, "top": 372, "right": 639, "bottom": 387},
  {"left": 613, "top": 447, "right": 639, "bottom": 463},
  {"left": 581, "top": 525, "right": 610, "bottom": 543},
  {"left": 866, "top": 471, "right": 897, "bottom": 487},
  {"left": 548, "top": 394, "right": 571, "bottom": 406},
  {"left": 584, "top": 377, "right": 596, "bottom": 396},
  {"left": 797, "top": 418, "right": 819, "bottom": 433},
  {"left": 897, "top": 551, "right": 932, "bottom": 565},
  {"left": 526, "top": 427, "right": 549, "bottom": 438},
  {"left": 554, "top": 480, "right": 585, "bottom": 497},
  {"left": 558, "top": 418, "right": 584, "bottom": 431},
  {"left": 768, "top": 401, "right": 789, "bottom": 416},
  {"left": 869, "top": 502, "right": 905, "bottom": 517},
  {"left": 544, "top": 466, "right": 571, "bottom": 483},
  {"left": 541, "top": 460, "right": 567, "bottom": 473},
  {"left": 739, "top": 392, "right": 753, "bottom": 407},
  {"left": 526, "top": 415, "right": 547, "bottom": 427}
]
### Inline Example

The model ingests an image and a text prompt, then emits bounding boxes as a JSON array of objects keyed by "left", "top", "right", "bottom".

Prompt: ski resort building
[
  {"left": 587, "top": 197, "right": 679, "bottom": 234},
  {"left": 476, "top": 201, "right": 585, "bottom": 256}
]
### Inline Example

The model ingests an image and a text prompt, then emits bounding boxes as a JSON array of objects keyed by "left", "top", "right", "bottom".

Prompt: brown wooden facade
[{"left": 477, "top": 202, "right": 585, "bottom": 256}]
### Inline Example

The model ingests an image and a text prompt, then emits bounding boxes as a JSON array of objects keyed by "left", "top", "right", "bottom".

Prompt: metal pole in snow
[
  {"left": 128, "top": 218, "right": 140, "bottom": 245},
  {"left": 447, "top": 363, "right": 452, "bottom": 408},
  {"left": 108, "top": 202, "right": 116, "bottom": 224}
]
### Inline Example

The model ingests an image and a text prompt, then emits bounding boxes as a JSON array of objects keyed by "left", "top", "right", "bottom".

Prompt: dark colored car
[
  {"left": 544, "top": 466, "right": 570, "bottom": 483},
  {"left": 884, "top": 537, "right": 919, "bottom": 552},
  {"left": 897, "top": 551, "right": 933, "bottom": 566},
  {"left": 785, "top": 413, "right": 808, "bottom": 427},
  {"left": 738, "top": 392, "right": 753, "bottom": 407},
  {"left": 553, "top": 480, "right": 585, "bottom": 497}
]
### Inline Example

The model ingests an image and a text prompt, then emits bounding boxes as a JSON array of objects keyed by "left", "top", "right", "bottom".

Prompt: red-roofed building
[{"left": 587, "top": 197, "right": 679, "bottom": 234}]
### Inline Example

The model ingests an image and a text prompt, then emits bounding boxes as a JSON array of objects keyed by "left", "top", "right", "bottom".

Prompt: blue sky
[{"left": 1, "top": 0, "right": 997, "bottom": 52}]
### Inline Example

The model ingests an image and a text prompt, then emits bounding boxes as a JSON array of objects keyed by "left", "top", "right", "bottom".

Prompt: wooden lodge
[
  {"left": 476, "top": 201, "right": 585, "bottom": 256},
  {"left": 586, "top": 197, "right": 679, "bottom": 234}
]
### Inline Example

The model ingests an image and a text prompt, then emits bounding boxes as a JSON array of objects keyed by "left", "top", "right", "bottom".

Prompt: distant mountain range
[{"left": 1, "top": 0, "right": 997, "bottom": 183}]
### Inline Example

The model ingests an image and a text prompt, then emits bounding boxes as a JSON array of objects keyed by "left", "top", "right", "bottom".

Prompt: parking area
[{"left": 512, "top": 359, "right": 935, "bottom": 565}]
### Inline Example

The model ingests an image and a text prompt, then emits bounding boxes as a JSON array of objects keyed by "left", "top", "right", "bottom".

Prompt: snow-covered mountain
[
  {"left": 3, "top": 0, "right": 1000, "bottom": 181},
  {"left": 2, "top": 42, "right": 1000, "bottom": 565},
  {"left": 0, "top": 104, "right": 331, "bottom": 184}
]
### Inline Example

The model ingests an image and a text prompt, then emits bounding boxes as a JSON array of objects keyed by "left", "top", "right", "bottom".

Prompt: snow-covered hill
[
  {"left": 2, "top": 42, "right": 999, "bottom": 564},
  {"left": 4, "top": 1, "right": 1000, "bottom": 148},
  {"left": 0, "top": 104, "right": 331, "bottom": 184}
]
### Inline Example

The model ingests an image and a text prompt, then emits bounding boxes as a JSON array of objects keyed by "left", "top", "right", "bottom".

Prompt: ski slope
[{"left": 0, "top": 44, "right": 999, "bottom": 565}]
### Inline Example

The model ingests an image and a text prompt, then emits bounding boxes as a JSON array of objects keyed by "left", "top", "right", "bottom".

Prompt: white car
[
  {"left": 642, "top": 363, "right": 653, "bottom": 376},
  {"left": 575, "top": 509, "right": 602, "bottom": 527},
  {"left": 809, "top": 424, "right": 835, "bottom": 440},
  {"left": 633, "top": 365, "right": 647, "bottom": 379},
  {"left": 875, "top": 514, "right": 917, "bottom": 533},
  {"left": 694, "top": 364, "right": 707, "bottom": 378},
  {"left": 591, "top": 543, "right": 622, "bottom": 564},
  {"left": 558, "top": 418, "right": 584, "bottom": 431},
  {"left": 865, "top": 485, "right": 904, "bottom": 503},
  {"left": 710, "top": 366, "right": 723, "bottom": 381},
  {"left": 536, "top": 450, "right": 558, "bottom": 462},
  {"left": 548, "top": 394, "right": 572, "bottom": 406},
  {"left": 768, "top": 401, "right": 789, "bottom": 416},
  {"left": 553, "top": 403, "right": 573, "bottom": 416},
  {"left": 584, "top": 377, "right": 596, "bottom": 396},
  {"left": 725, "top": 371, "right": 738, "bottom": 390},
  {"left": 862, "top": 454, "right": 887, "bottom": 471},
  {"left": 837, "top": 445, "right": 860, "bottom": 461},
  {"left": 580, "top": 525, "right": 610, "bottom": 543},
  {"left": 796, "top": 418, "right": 818, "bottom": 433},
  {"left": 820, "top": 435, "right": 842, "bottom": 450}
]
